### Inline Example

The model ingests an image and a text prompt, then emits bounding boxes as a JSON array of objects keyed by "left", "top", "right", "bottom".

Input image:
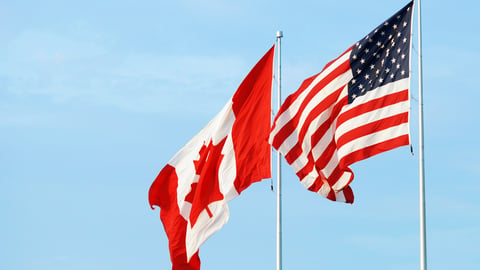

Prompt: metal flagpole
[
  {"left": 275, "top": 30, "right": 283, "bottom": 270},
  {"left": 416, "top": 0, "right": 427, "bottom": 270}
]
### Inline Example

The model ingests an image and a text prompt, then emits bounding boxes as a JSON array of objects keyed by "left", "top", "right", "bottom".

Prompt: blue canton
[{"left": 348, "top": 2, "right": 413, "bottom": 104}]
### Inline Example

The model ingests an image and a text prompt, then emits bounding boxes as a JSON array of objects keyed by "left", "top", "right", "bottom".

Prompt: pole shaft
[
  {"left": 416, "top": 1, "right": 427, "bottom": 270},
  {"left": 275, "top": 30, "right": 283, "bottom": 270}
]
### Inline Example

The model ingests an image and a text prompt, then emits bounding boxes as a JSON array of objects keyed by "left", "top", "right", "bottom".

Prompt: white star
[
  {"left": 396, "top": 63, "right": 401, "bottom": 69},
  {"left": 379, "top": 77, "right": 384, "bottom": 83},
  {"left": 351, "top": 78, "right": 356, "bottom": 84},
  {"left": 385, "top": 67, "right": 390, "bottom": 73},
  {"left": 376, "top": 69, "right": 380, "bottom": 75},
  {"left": 397, "top": 32, "right": 402, "bottom": 37},
  {"left": 381, "top": 31, "right": 385, "bottom": 36},
  {"left": 391, "top": 58, "right": 397, "bottom": 64},
  {"left": 353, "top": 54, "right": 357, "bottom": 60},
  {"left": 376, "top": 41, "right": 382, "bottom": 47},
  {"left": 389, "top": 34, "right": 393, "bottom": 39},
  {"left": 404, "top": 21, "right": 408, "bottom": 27},
  {"left": 359, "top": 84, "right": 364, "bottom": 90},
  {"left": 360, "top": 58, "right": 366, "bottom": 64},
  {"left": 397, "top": 48, "right": 401, "bottom": 54},
  {"left": 401, "top": 70, "right": 406, "bottom": 76},
  {"left": 356, "top": 68, "right": 362, "bottom": 74},
  {"left": 390, "top": 73, "right": 395, "bottom": 79},
  {"left": 401, "top": 54, "right": 406, "bottom": 59},
  {"left": 393, "top": 24, "right": 398, "bottom": 29},
  {"left": 403, "top": 37, "right": 408, "bottom": 43},
  {"left": 365, "top": 74, "right": 370, "bottom": 80},
  {"left": 370, "top": 64, "right": 375, "bottom": 70},
  {"left": 384, "top": 22, "right": 389, "bottom": 26},
  {"left": 397, "top": 15, "right": 401, "bottom": 19},
  {"left": 365, "top": 48, "right": 370, "bottom": 54}
]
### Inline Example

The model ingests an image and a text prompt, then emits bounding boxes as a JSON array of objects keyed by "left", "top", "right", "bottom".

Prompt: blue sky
[{"left": 1, "top": 0, "right": 479, "bottom": 269}]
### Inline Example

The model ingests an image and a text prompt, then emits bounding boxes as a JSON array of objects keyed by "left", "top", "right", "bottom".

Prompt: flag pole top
[{"left": 276, "top": 31, "right": 283, "bottom": 38}]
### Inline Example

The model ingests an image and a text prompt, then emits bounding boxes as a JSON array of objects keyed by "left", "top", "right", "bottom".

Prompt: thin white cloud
[{"left": 1, "top": 29, "right": 254, "bottom": 116}]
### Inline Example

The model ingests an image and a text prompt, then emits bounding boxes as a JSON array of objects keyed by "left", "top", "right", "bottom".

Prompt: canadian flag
[{"left": 149, "top": 46, "right": 274, "bottom": 270}]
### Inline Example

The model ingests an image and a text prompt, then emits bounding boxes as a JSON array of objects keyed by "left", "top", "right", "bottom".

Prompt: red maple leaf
[{"left": 184, "top": 138, "right": 226, "bottom": 228}]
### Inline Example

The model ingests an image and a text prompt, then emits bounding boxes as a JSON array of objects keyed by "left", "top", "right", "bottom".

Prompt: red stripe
[
  {"left": 284, "top": 142, "right": 302, "bottom": 164},
  {"left": 340, "top": 135, "right": 410, "bottom": 168},
  {"left": 307, "top": 176, "right": 325, "bottom": 192},
  {"left": 337, "top": 89, "right": 409, "bottom": 128},
  {"left": 342, "top": 186, "right": 355, "bottom": 203},
  {"left": 336, "top": 112, "right": 409, "bottom": 149},
  {"left": 295, "top": 151, "right": 315, "bottom": 180},
  {"left": 326, "top": 165, "right": 353, "bottom": 187},
  {"left": 313, "top": 141, "right": 336, "bottom": 172}
]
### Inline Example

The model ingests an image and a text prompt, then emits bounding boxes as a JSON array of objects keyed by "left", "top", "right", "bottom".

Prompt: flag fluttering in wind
[
  {"left": 149, "top": 46, "right": 274, "bottom": 270},
  {"left": 270, "top": 1, "right": 414, "bottom": 203}
]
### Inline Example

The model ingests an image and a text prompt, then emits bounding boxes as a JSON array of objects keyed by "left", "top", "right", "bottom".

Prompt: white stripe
[
  {"left": 334, "top": 190, "right": 346, "bottom": 202},
  {"left": 318, "top": 182, "right": 331, "bottom": 198},
  {"left": 335, "top": 99, "right": 409, "bottom": 140},
  {"left": 343, "top": 78, "right": 410, "bottom": 112},
  {"left": 277, "top": 131, "right": 298, "bottom": 156},
  {"left": 310, "top": 120, "right": 334, "bottom": 162},
  {"left": 337, "top": 122, "right": 409, "bottom": 160},
  {"left": 332, "top": 171, "right": 353, "bottom": 192},
  {"left": 300, "top": 169, "right": 319, "bottom": 189}
]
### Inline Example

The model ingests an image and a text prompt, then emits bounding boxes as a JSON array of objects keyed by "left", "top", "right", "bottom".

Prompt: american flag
[{"left": 270, "top": 1, "right": 414, "bottom": 203}]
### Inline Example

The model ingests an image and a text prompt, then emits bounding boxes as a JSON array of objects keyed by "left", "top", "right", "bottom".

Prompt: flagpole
[
  {"left": 275, "top": 30, "right": 283, "bottom": 270},
  {"left": 416, "top": 0, "right": 427, "bottom": 270}
]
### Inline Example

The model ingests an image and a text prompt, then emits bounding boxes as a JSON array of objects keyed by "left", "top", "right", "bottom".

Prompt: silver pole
[
  {"left": 275, "top": 30, "right": 283, "bottom": 270},
  {"left": 416, "top": 0, "right": 427, "bottom": 270}
]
